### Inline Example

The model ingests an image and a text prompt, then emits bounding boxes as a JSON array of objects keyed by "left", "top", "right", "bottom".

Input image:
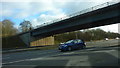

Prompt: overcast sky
[{"left": 0, "top": 0, "right": 119, "bottom": 33}]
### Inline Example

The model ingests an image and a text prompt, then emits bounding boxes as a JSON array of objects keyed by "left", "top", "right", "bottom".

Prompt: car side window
[
  {"left": 73, "top": 40, "right": 78, "bottom": 44},
  {"left": 77, "top": 40, "right": 82, "bottom": 43}
]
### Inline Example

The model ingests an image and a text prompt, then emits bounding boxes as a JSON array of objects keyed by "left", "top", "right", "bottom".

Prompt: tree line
[
  {"left": 54, "top": 29, "right": 120, "bottom": 44},
  {"left": 0, "top": 19, "right": 33, "bottom": 38},
  {"left": 0, "top": 20, "right": 18, "bottom": 37},
  {"left": 1, "top": 19, "right": 120, "bottom": 48}
]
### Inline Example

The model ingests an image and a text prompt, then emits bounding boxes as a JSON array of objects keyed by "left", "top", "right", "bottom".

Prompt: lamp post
[{"left": 75, "top": 31, "right": 78, "bottom": 39}]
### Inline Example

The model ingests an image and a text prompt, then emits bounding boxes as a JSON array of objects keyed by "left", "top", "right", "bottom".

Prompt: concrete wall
[
  {"left": 19, "top": 32, "right": 31, "bottom": 47},
  {"left": 19, "top": 32, "right": 54, "bottom": 47},
  {"left": 30, "top": 36, "right": 54, "bottom": 46}
]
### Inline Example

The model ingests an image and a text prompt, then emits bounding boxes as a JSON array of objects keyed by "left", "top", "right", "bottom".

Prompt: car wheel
[
  {"left": 82, "top": 46, "right": 86, "bottom": 49},
  {"left": 68, "top": 47, "right": 72, "bottom": 51},
  {"left": 60, "top": 50, "right": 63, "bottom": 52}
]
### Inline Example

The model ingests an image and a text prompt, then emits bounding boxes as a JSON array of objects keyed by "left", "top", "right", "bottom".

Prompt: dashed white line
[
  {"left": 2, "top": 59, "right": 30, "bottom": 65},
  {"left": 63, "top": 52, "right": 75, "bottom": 55}
]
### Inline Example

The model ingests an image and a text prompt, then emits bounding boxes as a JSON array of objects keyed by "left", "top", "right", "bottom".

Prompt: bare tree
[{"left": 19, "top": 20, "right": 33, "bottom": 32}]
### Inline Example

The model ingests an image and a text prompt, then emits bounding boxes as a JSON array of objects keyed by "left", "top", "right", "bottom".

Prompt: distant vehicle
[
  {"left": 105, "top": 38, "right": 109, "bottom": 41},
  {"left": 60, "top": 42, "right": 64, "bottom": 45},
  {"left": 58, "top": 39, "right": 86, "bottom": 51},
  {"left": 115, "top": 37, "right": 119, "bottom": 40}
]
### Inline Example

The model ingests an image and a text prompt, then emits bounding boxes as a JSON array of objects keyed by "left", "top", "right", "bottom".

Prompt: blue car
[{"left": 58, "top": 39, "right": 86, "bottom": 51}]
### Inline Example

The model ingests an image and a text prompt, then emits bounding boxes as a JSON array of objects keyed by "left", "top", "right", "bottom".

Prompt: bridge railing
[{"left": 35, "top": 1, "right": 119, "bottom": 28}]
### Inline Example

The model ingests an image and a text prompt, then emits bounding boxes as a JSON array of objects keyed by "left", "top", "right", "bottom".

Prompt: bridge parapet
[{"left": 35, "top": 2, "right": 119, "bottom": 28}]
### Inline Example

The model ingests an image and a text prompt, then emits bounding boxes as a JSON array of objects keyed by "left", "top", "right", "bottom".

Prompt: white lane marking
[
  {"left": 29, "top": 58, "right": 44, "bottom": 61},
  {"left": 63, "top": 52, "right": 75, "bottom": 55},
  {"left": 2, "top": 51, "right": 58, "bottom": 65},
  {"left": 3, "top": 52, "right": 74, "bottom": 65},
  {"left": 93, "top": 49, "right": 116, "bottom": 53},
  {"left": 2, "top": 59, "right": 30, "bottom": 65},
  {"left": 2, "top": 57, "right": 53, "bottom": 65}
]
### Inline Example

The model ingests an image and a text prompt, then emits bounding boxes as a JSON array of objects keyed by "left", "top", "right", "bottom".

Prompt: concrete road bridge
[{"left": 18, "top": 2, "right": 120, "bottom": 46}]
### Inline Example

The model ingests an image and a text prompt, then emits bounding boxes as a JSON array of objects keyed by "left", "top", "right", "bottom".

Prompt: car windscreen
[{"left": 65, "top": 40, "right": 74, "bottom": 44}]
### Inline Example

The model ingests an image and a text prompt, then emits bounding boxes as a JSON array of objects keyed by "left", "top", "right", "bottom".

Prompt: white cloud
[
  {"left": 31, "top": 9, "right": 67, "bottom": 27},
  {"left": 90, "top": 24, "right": 118, "bottom": 33},
  {"left": 1, "top": 0, "right": 116, "bottom": 18},
  {"left": 1, "top": 0, "right": 114, "bottom": 2},
  {"left": 1, "top": 2, "right": 31, "bottom": 18},
  {"left": 0, "top": 9, "right": 13, "bottom": 17},
  {"left": 1, "top": 0, "right": 119, "bottom": 33},
  {"left": 31, "top": 18, "right": 40, "bottom": 27}
]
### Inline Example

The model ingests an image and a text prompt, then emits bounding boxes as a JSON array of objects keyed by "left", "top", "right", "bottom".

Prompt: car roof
[
  {"left": 71, "top": 39, "right": 82, "bottom": 41},
  {"left": 73, "top": 39, "right": 81, "bottom": 40}
]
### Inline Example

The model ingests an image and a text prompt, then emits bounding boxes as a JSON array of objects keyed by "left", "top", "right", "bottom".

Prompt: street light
[{"left": 75, "top": 31, "right": 78, "bottom": 39}]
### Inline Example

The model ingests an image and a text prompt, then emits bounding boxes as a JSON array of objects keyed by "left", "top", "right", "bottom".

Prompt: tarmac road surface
[{"left": 2, "top": 39, "right": 119, "bottom": 68}]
